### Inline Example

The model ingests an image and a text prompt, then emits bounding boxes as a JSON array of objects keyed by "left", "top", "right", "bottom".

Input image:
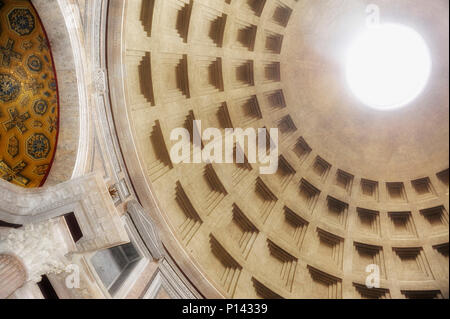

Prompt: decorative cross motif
[
  {"left": 3, "top": 107, "right": 31, "bottom": 134},
  {"left": 47, "top": 117, "right": 57, "bottom": 133},
  {"left": 0, "top": 38, "right": 22, "bottom": 67},
  {"left": 37, "top": 35, "right": 49, "bottom": 52},
  {"left": 25, "top": 78, "right": 44, "bottom": 95},
  {"left": 0, "top": 160, "right": 30, "bottom": 186}
]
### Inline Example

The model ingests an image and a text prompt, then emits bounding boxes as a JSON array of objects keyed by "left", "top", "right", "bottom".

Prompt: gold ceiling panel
[{"left": 0, "top": 0, "right": 59, "bottom": 188}]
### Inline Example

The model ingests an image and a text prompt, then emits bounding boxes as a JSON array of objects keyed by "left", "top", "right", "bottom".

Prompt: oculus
[{"left": 346, "top": 23, "right": 431, "bottom": 110}]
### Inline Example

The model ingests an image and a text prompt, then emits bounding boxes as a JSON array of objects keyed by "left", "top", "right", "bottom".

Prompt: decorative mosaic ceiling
[{"left": 0, "top": 0, "right": 58, "bottom": 188}]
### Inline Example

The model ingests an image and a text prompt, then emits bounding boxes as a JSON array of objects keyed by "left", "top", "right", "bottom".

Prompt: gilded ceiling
[{"left": 0, "top": 0, "right": 58, "bottom": 188}]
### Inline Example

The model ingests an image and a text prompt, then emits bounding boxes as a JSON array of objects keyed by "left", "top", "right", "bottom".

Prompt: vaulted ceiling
[
  {"left": 117, "top": 0, "right": 449, "bottom": 299},
  {"left": 0, "top": 0, "right": 58, "bottom": 188}
]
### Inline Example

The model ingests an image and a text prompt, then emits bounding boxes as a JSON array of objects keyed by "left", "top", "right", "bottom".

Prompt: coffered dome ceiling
[
  {"left": 0, "top": 0, "right": 59, "bottom": 188},
  {"left": 283, "top": 0, "right": 449, "bottom": 181},
  {"left": 116, "top": 0, "right": 448, "bottom": 299}
]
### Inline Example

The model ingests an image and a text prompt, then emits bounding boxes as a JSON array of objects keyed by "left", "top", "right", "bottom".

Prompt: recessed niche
[
  {"left": 335, "top": 169, "right": 354, "bottom": 195},
  {"left": 271, "top": 1, "right": 293, "bottom": 27},
  {"left": 244, "top": 0, "right": 267, "bottom": 17},
  {"left": 162, "top": 0, "right": 193, "bottom": 42},
  {"left": 234, "top": 20, "right": 257, "bottom": 51},
  {"left": 265, "top": 89, "right": 286, "bottom": 111},
  {"left": 165, "top": 110, "right": 197, "bottom": 150},
  {"left": 166, "top": 110, "right": 200, "bottom": 153},
  {"left": 194, "top": 56, "right": 224, "bottom": 95},
  {"left": 140, "top": 0, "right": 156, "bottom": 37},
  {"left": 293, "top": 137, "right": 312, "bottom": 164},
  {"left": 200, "top": 102, "right": 233, "bottom": 132},
  {"left": 265, "top": 30, "right": 284, "bottom": 54},
  {"left": 235, "top": 95, "right": 262, "bottom": 126},
  {"left": 354, "top": 283, "right": 390, "bottom": 299},
  {"left": 277, "top": 115, "right": 297, "bottom": 137},
  {"left": 138, "top": 52, "right": 155, "bottom": 105},
  {"left": 232, "top": 60, "right": 255, "bottom": 88},
  {"left": 353, "top": 242, "right": 385, "bottom": 278},
  {"left": 393, "top": 247, "right": 433, "bottom": 281},
  {"left": 232, "top": 144, "right": 252, "bottom": 186},
  {"left": 386, "top": 182, "right": 407, "bottom": 202},
  {"left": 226, "top": 204, "right": 259, "bottom": 259},
  {"left": 203, "top": 164, "right": 228, "bottom": 213},
  {"left": 262, "top": 126, "right": 278, "bottom": 155},
  {"left": 324, "top": 196, "right": 349, "bottom": 228},
  {"left": 436, "top": 169, "right": 449, "bottom": 188},
  {"left": 316, "top": 228, "right": 344, "bottom": 269},
  {"left": 249, "top": 177, "right": 278, "bottom": 223},
  {"left": 263, "top": 61, "right": 281, "bottom": 82},
  {"left": 433, "top": 242, "right": 449, "bottom": 258},
  {"left": 209, "top": 235, "right": 242, "bottom": 297},
  {"left": 356, "top": 208, "right": 380, "bottom": 237},
  {"left": 307, "top": 266, "right": 342, "bottom": 299},
  {"left": 411, "top": 177, "right": 436, "bottom": 199},
  {"left": 433, "top": 243, "right": 449, "bottom": 278},
  {"left": 195, "top": 6, "right": 227, "bottom": 47},
  {"left": 360, "top": 179, "right": 379, "bottom": 201},
  {"left": 252, "top": 278, "right": 283, "bottom": 299},
  {"left": 275, "top": 156, "right": 296, "bottom": 190},
  {"left": 280, "top": 206, "right": 309, "bottom": 249},
  {"left": 298, "top": 179, "right": 320, "bottom": 212},
  {"left": 184, "top": 111, "right": 203, "bottom": 151},
  {"left": 388, "top": 212, "right": 418, "bottom": 238},
  {"left": 175, "top": 181, "right": 203, "bottom": 244},
  {"left": 267, "top": 240, "right": 298, "bottom": 292},
  {"left": 312, "top": 156, "right": 331, "bottom": 181},
  {"left": 148, "top": 120, "right": 173, "bottom": 181},
  {"left": 160, "top": 53, "right": 190, "bottom": 101},
  {"left": 402, "top": 290, "right": 443, "bottom": 299},
  {"left": 420, "top": 206, "right": 449, "bottom": 230}
]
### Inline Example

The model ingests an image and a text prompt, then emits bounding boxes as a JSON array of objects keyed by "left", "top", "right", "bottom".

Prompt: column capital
[
  {"left": 0, "top": 254, "right": 27, "bottom": 299},
  {"left": 0, "top": 219, "right": 68, "bottom": 284}
]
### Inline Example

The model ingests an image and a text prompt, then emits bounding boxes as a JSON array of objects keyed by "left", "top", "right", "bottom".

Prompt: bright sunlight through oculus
[{"left": 346, "top": 23, "right": 431, "bottom": 110}]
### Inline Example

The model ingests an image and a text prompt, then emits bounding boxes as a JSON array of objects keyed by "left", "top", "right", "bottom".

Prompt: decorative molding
[
  {"left": 0, "top": 173, "right": 129, "bottom": 253},
  {"left": 127, "top": 200, "right": 165, "bottom": 261},
  {"left": 94, "top": 68, "right": 107, "bottom": 94},
  {"left": 143, "top": 258, "right": 199, "bottom": 299},
  {"left": 0, "top": 220, "right": 67, "bottom": 283}
]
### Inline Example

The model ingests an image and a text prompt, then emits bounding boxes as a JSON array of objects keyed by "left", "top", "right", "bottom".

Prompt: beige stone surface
[
  {"left": 32, "top": 0, "right": 82, "bottom": 185},
  {"left": 1, "top": 0, "right": 446, "bottom": 300},
  {"left": 109, "top": 0, "right": 449, "bottom": 299},
  {"left": 0, "top": 254, "right": 27, "bottom": 299}
]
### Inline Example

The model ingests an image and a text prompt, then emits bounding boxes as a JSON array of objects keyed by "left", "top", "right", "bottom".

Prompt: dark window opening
[
  {"left": 37, "top": 275, "right": 59, "bottom": 299},
  {"left": 64, "top": 213, "right": 83, "bottom": 243},
  {"left": 91, "top": 242, "right": 142, "bottom": 296},
  {"left": 0, "top": 220, "right": 22, "bottom": 228}
]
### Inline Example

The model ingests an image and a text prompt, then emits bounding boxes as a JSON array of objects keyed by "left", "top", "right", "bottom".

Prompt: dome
[
  {"left": 114, "top": 0, "right": 449, "bottom": 298},
  {"left": 0, "top": 0, "right": 59, "bottom": 188},
  {"left": 0, "top": 0, "right": 448, "bottom": 301}
]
